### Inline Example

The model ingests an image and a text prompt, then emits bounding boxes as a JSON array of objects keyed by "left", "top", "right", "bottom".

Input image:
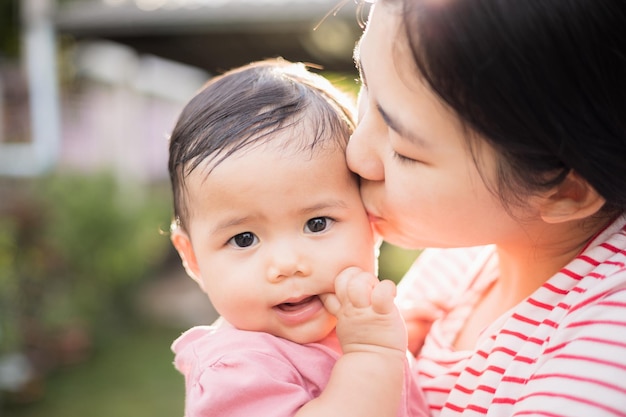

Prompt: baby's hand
[{"left": 321, "top": 267, "right": 407, "bottom": 355}]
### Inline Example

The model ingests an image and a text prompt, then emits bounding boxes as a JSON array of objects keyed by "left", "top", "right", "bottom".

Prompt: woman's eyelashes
[{"left": 392, "top": 150, "right": 420, "bottom": 165}]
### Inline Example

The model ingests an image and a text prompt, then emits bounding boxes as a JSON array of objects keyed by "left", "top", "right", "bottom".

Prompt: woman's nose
[
  {"left": 266, "top": 243, "right": 311, "bottom": 283},
  {"left": 347, "top": 120, "right": 385, "bottom": 182}
]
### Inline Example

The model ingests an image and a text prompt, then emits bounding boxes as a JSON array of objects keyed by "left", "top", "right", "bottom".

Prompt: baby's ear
[
  {"left": 171, "top": 229, "right": 204, "bottom": 290},
  {"left": 538, "top": 170, "right": 605, "bottom": 224}
]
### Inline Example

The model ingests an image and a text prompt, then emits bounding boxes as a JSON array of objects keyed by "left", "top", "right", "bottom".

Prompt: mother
[{"left": 348, "top": 0, "right": 626, "bottom": 415}]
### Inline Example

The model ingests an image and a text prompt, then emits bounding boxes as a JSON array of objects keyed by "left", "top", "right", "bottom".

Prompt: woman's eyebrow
[
  {"left": 355, "top": 48, "right": 429, "bottom": 148},
  {"left": 377, "top": 104, "right": 429, "bottom": 148}
]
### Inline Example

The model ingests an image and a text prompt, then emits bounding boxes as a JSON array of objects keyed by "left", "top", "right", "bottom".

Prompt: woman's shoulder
[
  {"left": 397, "top": 245, "right": 498, "bottom": 311},
  {"left": 565, "top": 214, "right": 626, "bottom": 296}
]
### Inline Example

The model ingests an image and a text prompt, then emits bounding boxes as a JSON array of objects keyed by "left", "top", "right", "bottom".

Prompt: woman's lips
[{"left": 367, "top": 212, "right": 383, "bottom": 223}]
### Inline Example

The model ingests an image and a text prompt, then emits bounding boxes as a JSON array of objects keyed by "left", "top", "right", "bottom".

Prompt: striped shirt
[{"left": 397, "top": 215, "right": 626, "bottom": 416}]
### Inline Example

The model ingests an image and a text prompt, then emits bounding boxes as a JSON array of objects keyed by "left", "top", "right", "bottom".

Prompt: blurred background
[{"left": 0, "top": 0, "right": 420, "bottom": 415}]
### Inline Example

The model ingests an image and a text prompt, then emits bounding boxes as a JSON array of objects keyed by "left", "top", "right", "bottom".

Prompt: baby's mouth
[
  {"left": 276, "top": 295, "right": 317, "bottom": 312},
  {"left": 273, "top": 295, "right": 325, "bottom": 325}
]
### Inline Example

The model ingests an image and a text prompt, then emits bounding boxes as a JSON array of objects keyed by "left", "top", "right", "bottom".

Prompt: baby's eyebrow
[
  {"left": 299, "top": 200, "right": 349, "bottom": 216},
  {"left": 209, "top": 200, "right": 349, "bottom": 234},
  {"left": 210, "top": 215, "right": 253, "bottom": 235}
]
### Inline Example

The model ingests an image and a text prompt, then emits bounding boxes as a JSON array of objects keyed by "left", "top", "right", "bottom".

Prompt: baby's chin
[
  {"left": 274, "top": 319, "right": 337, "bottom": 346},
  {"left": 224, "top": 311, "right": 337, "bottom": 346}
]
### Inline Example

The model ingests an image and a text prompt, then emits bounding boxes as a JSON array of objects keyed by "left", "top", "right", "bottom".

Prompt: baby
[{"left": 167, "top": 59, "right": 427, "bottom": 417}]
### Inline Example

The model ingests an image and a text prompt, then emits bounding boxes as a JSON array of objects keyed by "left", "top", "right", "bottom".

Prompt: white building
[{"left": 0, "top": 0, "right": 362, "bottom": 180}]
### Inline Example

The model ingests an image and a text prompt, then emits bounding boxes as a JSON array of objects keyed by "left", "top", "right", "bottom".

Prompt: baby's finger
[
  {"left": 333, "top": 266, "right": 362, "bottom": 302},
  {"left": 346, "top": 270, "right": 377, "bottom": 308},
  {"left": 370, "top": 279, "right": 397, "bottom": 314}
]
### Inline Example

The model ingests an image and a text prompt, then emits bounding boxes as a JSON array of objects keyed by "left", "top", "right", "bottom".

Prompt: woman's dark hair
[
  {"left": 391, "top": 0, "right": 626, "bottom": 212},
  {"left": 168, "top": 59, "right": 356, "bottom": 228}
]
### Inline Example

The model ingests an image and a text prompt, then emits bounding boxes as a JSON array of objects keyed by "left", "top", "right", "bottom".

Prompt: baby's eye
[
  {"left": 304, "top": 217, "right": 334, "bottom": 234},
  {"left": 228, "top": 232, "right": 258, "bottom": 248}
]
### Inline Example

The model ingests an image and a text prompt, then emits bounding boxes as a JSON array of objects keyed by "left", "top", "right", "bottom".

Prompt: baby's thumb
[{"left": 319, "top": 293, "right": 341, "bottom": 316}]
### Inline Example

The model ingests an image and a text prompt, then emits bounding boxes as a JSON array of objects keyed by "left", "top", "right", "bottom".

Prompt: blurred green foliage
[
  {"left": 32, "top": 173, "right": 171, "bottom": 326},
  {"left": 0, "top": 172, "right": 171, "bottom": 385},
  {"left": 379, "top": 243, "right": 420, "bottom": 284}
]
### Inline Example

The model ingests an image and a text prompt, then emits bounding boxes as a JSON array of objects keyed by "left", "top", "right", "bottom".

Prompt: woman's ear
[
  {"left": 170, "top": 228, "right": 204, "bottom": 290},
  {"left": 538, "top": 170, "right": 606, "bottom": 224}
]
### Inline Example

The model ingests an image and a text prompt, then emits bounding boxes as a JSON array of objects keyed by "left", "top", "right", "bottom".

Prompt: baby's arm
[{"left": 297, "top": 267, "right": 408, "bottom": 417}]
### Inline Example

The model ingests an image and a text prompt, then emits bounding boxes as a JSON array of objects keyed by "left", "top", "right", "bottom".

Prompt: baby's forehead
[
  {"left": 264, "top": 126, "right": 347, "bottom": 154},
  {"left": 230, "top": 122, "right": 347, "bottom": 159},
  {"left": 182, "top": 133, "right": 357, "bottom": 217},
  {"left": 186, "top": 128, "right": 345, "bottom": 180}
]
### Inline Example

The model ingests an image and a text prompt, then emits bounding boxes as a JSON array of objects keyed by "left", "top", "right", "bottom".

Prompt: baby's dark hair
[{"left": 168, "top": 59, "right": 356, "bottom": 229}]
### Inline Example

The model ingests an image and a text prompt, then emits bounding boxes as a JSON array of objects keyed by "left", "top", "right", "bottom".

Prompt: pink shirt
[
  {"left": 172, "top": 324, "right": 428, "bottom": 417},
  {"left": 398, "top": 215, "right": 626, "bottom": 416}
]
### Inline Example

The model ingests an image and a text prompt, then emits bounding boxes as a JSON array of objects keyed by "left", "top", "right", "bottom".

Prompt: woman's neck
[
  {"left": 495, "top": 215, "right": 611, "bottom": 302},
  {"left": 452, "top": 216, "right": 612, "bottom": 351}
]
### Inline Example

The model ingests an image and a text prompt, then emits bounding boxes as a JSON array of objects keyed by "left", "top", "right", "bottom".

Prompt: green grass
[{"left": 5, "top": 325, "right": 184, "bottom": 417}]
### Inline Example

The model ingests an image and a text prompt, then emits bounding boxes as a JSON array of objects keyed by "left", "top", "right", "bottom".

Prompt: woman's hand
[{"left": 400, "top": 301, "right": 443, "bottom": 356}]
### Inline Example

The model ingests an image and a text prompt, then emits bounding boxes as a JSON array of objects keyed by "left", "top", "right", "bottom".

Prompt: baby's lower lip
[{"left": 273, "top": 296, "right": 324, "bottom": 325}]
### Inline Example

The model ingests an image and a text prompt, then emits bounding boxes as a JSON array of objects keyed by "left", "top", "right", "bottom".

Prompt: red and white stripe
[{"left": 401, "top": 216, "right": 626, "bottom": 416}]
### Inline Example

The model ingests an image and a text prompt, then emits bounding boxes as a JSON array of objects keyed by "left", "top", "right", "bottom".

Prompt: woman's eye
[
  {"left": 228, "top": 232, "right": 258, "bottom": 248},
  {"left": 304, "top": 217, "right": 333, "bottom": 234},
  {"left": 393, "top": 151, "right": 418, "bottom": 164}
]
